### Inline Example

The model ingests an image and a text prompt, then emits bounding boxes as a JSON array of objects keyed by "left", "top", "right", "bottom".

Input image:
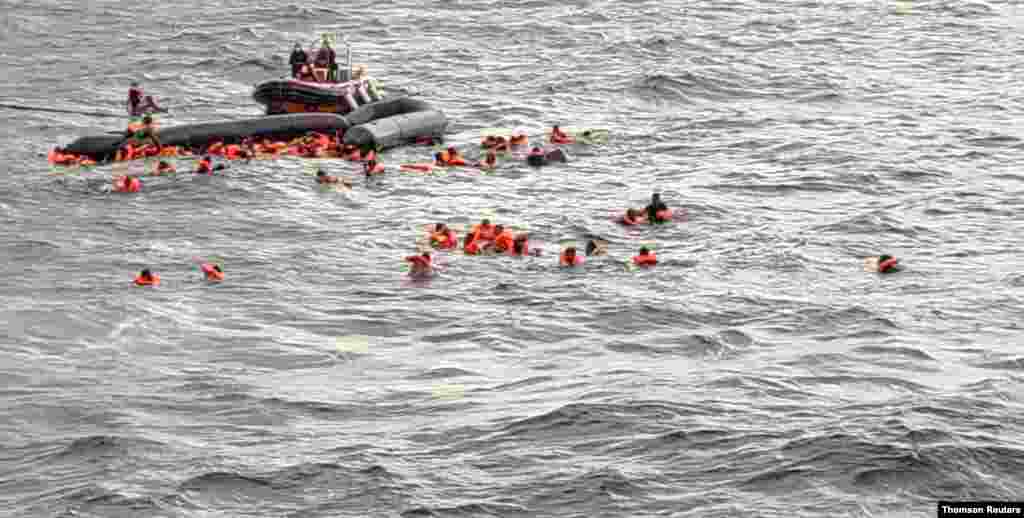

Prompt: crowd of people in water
[{"left": 46, "top": 79, "right": 901, "bottom": 283}]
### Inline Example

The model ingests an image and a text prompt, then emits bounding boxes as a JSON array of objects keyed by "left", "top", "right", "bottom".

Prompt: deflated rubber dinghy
[
  {"left": 342, "top": 97, "right": 446, "bottom": 149},
  {"left": 62, "top": 98, "right": 447, "bottom": 161}
]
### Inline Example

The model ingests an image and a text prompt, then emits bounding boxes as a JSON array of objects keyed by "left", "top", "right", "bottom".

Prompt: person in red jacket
[{"left": 632, "top": 247, "right": 657, "bottom": 267}]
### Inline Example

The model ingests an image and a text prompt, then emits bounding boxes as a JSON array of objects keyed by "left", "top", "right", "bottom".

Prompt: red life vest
[
  {"left": 633, "top": 253, "right": 658, "bottom": 266},
  {"left": 560, "top": 253, "right": 583, "bottom": 266},
  {"left": 134, "top": 273, "right": 159, "bottom": 286}
]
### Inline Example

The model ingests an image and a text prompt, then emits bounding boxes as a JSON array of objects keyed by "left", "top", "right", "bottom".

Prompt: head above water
[
  {"left": 316, "top": 170, "right": 326, "bottom": 177},
  {"left": 651, "top": 193, "right": 661, "bottom": 202},
  {"left": 639, "top": 246, "right": 650, "bottom": 255},
  {"left": 131, "top": 81, "right": 139, "bottom": 87},
  {"left": 879, "top": 254, "right": 893, "bottom": 262},
  {"left": 481, "top": 218, "right": 491, "bottom": 226},
  {"left": 142, "top": 115, "right": 153, "bottom": 125},
  {"left": 140, "top": 268, "right": 152, "bottom": 277}
]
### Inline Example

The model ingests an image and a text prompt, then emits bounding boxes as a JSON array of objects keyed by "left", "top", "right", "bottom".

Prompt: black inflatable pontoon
[{"left": 62, "top": 97, "right": 447, "bottom": 161}]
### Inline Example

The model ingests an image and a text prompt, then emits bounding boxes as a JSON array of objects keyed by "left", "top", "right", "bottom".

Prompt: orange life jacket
[
  {"left": 493, "top": 231, "right": 514, "bottom": 252},
  {"left": 437, "top": 150, "right": 451, "bottom": 165},
  {"left": 447, "top": 157, "right": 467, "bottom": 166},
  {"left": 560, "top": 252, "right": 583, "bottom": 266},
  {"left": 224, "top": 144, "right": 242, "bottom": 160},
  {"left": 472, "top": 224, "right": 495, "bottom": 241},
  {"left": 208, "top": 142, "right": 225, "bottom": 156},
  {"left": 878, "top": 258, "right": 898, "bottom": 273},
  {"left": 633, "top": 253, "right": 658, "bottom": 266},
  {"left": 134, "top": 274, "right": 160, "bottom": 286},
  {"left": 200, "top": 263, "right": 224, "bottom": 281},
  {"left": 464, "top": 239, "right": 481, "bottom": 255},
  {"left": 655, "top": 209, "right": 673, "bottom": 221},
  {"left": 196, "top": 158, "right": 212, "bottom": 174},
  {"left": 431, "top": 230, "right": 457, "bottom": 249}
]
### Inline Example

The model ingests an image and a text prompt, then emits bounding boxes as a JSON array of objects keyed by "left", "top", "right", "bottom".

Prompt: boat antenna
[{"left": 345, "top": 37, "right": 352, "bottom": 82}]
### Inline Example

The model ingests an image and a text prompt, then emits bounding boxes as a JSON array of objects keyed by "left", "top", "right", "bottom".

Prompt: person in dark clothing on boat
[
  {"left": 290, "top": 43, "right": 308, "bottom": 79},
  {"left": 314, "top": 37, "right": 337, "bottom": 82}
]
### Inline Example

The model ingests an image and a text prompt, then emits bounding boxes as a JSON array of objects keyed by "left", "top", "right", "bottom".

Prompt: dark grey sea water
[{"left": 2, "top": 0, "right": 1023, "bottom": 516}]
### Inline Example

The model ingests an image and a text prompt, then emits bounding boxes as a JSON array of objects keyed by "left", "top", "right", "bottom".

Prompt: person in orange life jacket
[
  {"left": 526, "top": 146, "right": 546, "bottom": 167},
  {"left": 876, "top": 254, "right": 900, "bottom": 273},
  {"left": 463, "top": 229, "right": 483, "bottom": 255},
  {"left": 434, "top": 151, "right": 449, "bottom": 166},
  {"left": 155, "top": 161, "right": 175, "bottom": 175},
  {"left": 550, "top": 125, "right": 573, "bottom": 144},
  {"left": 200, "top": 263, "right": 224, "bottom": 282},
  {"left": 445, "top": 147, "right": 467, "bottom": 166},
  {"left": 289, "top": 42, "right": 309, "bottom": 78},
  {"left": 633, "top": 247, "right": 657, "bottom": 267},
  {"left": 431, "top": 223, "right": 457, "bottom": 249},
  {"left": 645, "top": 193, "right": 670, "bottom": 223},
  {"left": 406, "top": 252, "right": 433, "bottom": 276},
  {"left": 559, "top": 246, "right": 583, "bottom": 266},
  {"left": 113, "top": 175, "right": 141, "bottom": 192},
  {"left": 134, "top": 268, "right": 159, "bottom": 286},
  {"left": 621, "top": 208, "right": 645, "bottom": 225},
  {"left": 471, "top": 218, "right": 496, "bottom": 241},
  {"left": 493, "top": 225, "right": 514, "bottom": 253},
  {"left": 364, "top": 159, "right": 384, "bottom": 176}
]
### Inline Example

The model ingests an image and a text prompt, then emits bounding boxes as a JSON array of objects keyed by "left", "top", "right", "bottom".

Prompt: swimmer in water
[
  {"left": 585, "top": 239, "right": 607, "bottom": 257},
  {"left": 134, "top": 268, "right": 159, "bottom": 286},
  {"left": 155, "top": 160, "right": 175, "bottom": 175},
  {"left": 200, "top": 263, "right": 224, "bottom": 282},
  {"left": 526, "top": 147, "right": 546, "bottom": 167},
  {"left": 364, "top": 159, "right": 384, "bottom": 176},
  {"left": 406, "top": 251, "right": 433, "bottom": 277},
  {"left": 867, "top": 254, "right": 900, "bottom": 273},
  {"left": 316, "top": 169, "right": 351, "bottom": 186},
  {"left": 621, "top": 208, "right": 645, "bottom": 225},
  {"left": 560, "top": 246, "right": 583, "bottom": 267},
  {"left": 645, "top": 193, "right": 670, "bottom": 223},
  {"left": 633, "top": 246, "right": 657, "bottom": 267}
]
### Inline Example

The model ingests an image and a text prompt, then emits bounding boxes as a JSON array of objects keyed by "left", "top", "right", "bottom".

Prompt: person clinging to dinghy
[{"left": 550, "top": 125, "right": 573, "bottom": 144}]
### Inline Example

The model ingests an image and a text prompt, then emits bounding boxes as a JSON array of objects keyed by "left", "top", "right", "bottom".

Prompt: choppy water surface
[{"left": 2, "top": 0, "right": 1023, "bottom": 516}]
